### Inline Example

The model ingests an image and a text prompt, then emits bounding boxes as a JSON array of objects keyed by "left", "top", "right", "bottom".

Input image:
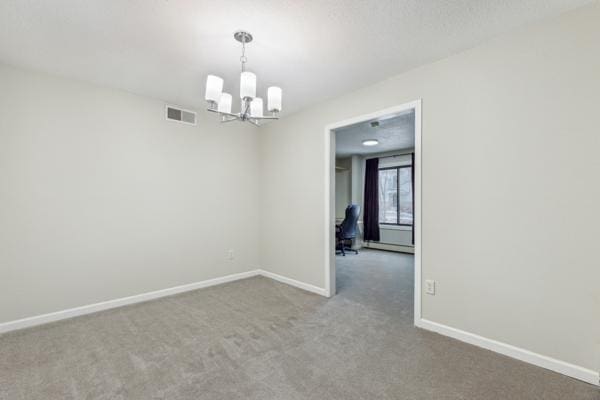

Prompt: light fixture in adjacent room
[
  {"left": 204, "top": 31, "right": 282, "bottom": 126},
  {"left": 362, "top": 139, "right": 379, "bottom": 146}
]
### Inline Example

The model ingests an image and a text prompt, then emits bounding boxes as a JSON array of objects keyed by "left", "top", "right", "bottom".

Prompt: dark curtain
[
  {"left": 411, "top": 152, "right": 415, "bottom": 245},
  {"left": 363, "top": 158, "right": 380, "bottom": 242}
]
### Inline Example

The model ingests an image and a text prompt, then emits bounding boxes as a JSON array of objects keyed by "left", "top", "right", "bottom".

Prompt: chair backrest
[{"left": 340, "top": 204, "right": 361, "bottom": 239}]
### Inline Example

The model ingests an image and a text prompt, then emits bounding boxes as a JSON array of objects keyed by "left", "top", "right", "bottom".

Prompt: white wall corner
[
  {"left": 0, "top": 268, "right": 331, "bottom": 335},
  {"left": 416, "top": 318, "right": 600, "bottom": 386},
  {"left": 258, "top": 269, "right": 329, "bottom": 297}
]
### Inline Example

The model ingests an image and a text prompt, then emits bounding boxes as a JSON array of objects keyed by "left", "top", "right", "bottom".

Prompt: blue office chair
[{"left": 336, "top": 204, "right": 361, "bottom": 256}]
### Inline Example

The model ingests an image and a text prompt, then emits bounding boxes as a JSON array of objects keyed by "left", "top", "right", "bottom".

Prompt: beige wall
[
  {"left": 1, "top": 2, "right": 598, "bottom": 376},
  {"left": 0, "top": 64, "right": 260, "bottom": 323},
  {"left": 259, "top": 4, "right": 600, "bottom": 372}
]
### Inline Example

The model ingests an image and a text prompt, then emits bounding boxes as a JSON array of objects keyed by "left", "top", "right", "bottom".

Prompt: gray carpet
[{"left": 1, "top": 249, "right": 597, "bottom": 399}]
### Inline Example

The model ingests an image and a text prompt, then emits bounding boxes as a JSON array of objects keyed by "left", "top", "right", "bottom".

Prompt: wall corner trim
[
  {"left": 0, "top": 269, "right": 329, "bottom": 334},
  {"left": 258, "top": 269, "right": 329, "bottom": 297},
  {"left": 416, "top": 318, "right": 599, "bottom": 386}
]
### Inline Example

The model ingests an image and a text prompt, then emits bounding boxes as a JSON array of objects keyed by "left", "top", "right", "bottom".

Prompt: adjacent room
[
  {"left": 1, "top": 1, "right": 599, "bottom": 399},
  {"left": 333, "top": 110, "right": 416, "bottom": 315}
]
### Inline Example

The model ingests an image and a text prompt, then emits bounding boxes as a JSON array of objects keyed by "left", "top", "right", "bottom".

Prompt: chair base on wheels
[{"left": 336, "top": 240, "right": 359, "bottom": 256}]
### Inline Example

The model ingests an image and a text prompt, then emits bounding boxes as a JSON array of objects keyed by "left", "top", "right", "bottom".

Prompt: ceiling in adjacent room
[
  {"left": 335, "top": 111, "right": 415, "bottom": 157},
  {"left": 0, "top": 1, "right": 592, "bottom": 115}
]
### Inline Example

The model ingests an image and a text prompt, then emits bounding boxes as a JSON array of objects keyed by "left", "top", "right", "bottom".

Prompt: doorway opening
[{"left": 324, "top": 100, "right": 422, "bottom": 325}]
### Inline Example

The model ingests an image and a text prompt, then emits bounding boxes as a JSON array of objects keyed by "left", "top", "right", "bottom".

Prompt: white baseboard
[
  {"left": 364, "top": 242, "right": 415, "bottom": 254},
  {"left": 258, "top": 269, "right": 329, "bottom": 297},
  {"left": 416, "top": 318, "right": 599, "bottom": 386},
  {"left": 0, "top": 270, "right": 261, "bottom": 334},
  {"left": 3, "top": 274, "right": 595, "bottom": 386},
  {"left": 0, "top": 269, "right": 329, "bottom": 334}
]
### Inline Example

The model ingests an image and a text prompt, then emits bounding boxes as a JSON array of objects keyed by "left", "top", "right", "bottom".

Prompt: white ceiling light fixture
[
  {"left": 204, "top": 31, "right": 282, "bottom": 126},
  {"left": 362, "top": 139, "right": 379, "bottom": 146}
]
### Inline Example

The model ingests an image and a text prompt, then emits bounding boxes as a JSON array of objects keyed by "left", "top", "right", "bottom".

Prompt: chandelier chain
[{"left": 240, "top": 37, "right": 247, "bottom": 72}]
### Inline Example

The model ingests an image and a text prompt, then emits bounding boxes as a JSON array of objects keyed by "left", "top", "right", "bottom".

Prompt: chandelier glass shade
[{"left": 204, "top": 31, "right": 282, "bottom": 125}]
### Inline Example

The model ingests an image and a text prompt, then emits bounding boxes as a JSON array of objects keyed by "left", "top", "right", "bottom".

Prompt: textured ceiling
[
  {"left": 335, "top": 111, "right": 415, "bottom": 157},
  {"left": 0, "top": 1, "right": 592, "bottom": 115}
]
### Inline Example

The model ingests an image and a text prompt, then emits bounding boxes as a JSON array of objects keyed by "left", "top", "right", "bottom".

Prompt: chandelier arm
[
  {"left": 220, "top": 115, "right": 240, "bottom": 123},
  {"left": 206, "top": 107, "right": 240, "bottom": 118},
  {"left": 220, "top": 111, "right": 241, "bottom": 118},
  {"left": 251, "top": 115, "right": 280, "bottom": 120}
]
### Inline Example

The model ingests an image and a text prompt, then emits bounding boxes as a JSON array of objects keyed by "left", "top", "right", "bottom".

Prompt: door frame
[{"left": 323, "top": 99, "right": 422, "bottom": 324}]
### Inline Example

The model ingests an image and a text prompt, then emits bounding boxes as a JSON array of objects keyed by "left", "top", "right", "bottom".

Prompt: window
[{"left": 379, "top": 166, "right": 413, "bottom": 225}]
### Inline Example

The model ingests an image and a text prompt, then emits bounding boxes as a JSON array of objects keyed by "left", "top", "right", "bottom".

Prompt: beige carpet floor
[{"left": 1, "top": 249, "right": 598, "bottom": 399}]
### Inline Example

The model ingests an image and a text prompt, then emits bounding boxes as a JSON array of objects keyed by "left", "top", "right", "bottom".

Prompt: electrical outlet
[
  {"left": 425, "top": 280, "right": 436, "bottom": 295},
  {"left": 227, "top": 249, "right": 235, "bottom": 261}
]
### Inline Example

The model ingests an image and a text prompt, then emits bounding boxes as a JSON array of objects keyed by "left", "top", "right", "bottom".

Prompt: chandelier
[{"left": 204, "top": 31, "right": 282, "bottom": 125}]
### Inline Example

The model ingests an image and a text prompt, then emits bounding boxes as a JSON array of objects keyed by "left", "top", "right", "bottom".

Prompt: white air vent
[{"left": 166, "top": 105, "right": 197, "bottom": 125}]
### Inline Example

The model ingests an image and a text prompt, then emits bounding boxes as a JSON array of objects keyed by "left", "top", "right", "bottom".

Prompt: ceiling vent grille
[{"left": 166, "top": 105, "right": 197, "bottom": 125}]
